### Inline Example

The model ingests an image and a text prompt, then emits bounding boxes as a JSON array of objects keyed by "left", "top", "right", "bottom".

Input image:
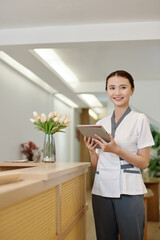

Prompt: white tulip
[
  {"left": 48, "top": 112, "right": 54, "bottom": 119},
  {"left": 41, "top": 113, "right": 47, "bottom": 123},
  {"left": 64, "top": 118, "right": 68, "bottom": 124},
  {"left": 61, "top": 114, "right": 67, "bottom": 120},
  {"left": 54, "top": 117, "right": 59, "bottom": 122},
  {"left": 30, "top": 118, "right": 36, "bottom": 123},
  {"left": 35, "top": 116, "right": 40, "bottom": 122},
  {"left": 33, "top": 111, "right": 38, "bottom": 118},
  {"left": 59, "top": 118, "right": 65, "bottom": 124},
  {"left": 64, "top": 119, "right": 71, "bottom": 124}
]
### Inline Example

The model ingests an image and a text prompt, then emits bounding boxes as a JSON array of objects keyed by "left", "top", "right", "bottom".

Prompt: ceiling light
[
  {"left": 78, "top": 94, "right": 103, "bottom": 108},
  {"left": 55, "top": 94, "right": 79, "bottom": 108},
  {"left": 0, "top": 51, "right": 56, "bottom": 94},
  {"left": 89, "top": 109, "right": 98, "bottom": 120},
  {"left": 33, "top": 49, "right": 79, "bottom": 89}
]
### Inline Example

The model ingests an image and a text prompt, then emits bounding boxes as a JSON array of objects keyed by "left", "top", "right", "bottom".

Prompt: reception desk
[{"left": 0, "top": 162, "right": 90, "bottom": 240}]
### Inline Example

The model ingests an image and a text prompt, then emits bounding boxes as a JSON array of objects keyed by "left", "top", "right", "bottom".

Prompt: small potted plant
[{"left": 20, "top": 141, "right": 41, "bottom": 162}]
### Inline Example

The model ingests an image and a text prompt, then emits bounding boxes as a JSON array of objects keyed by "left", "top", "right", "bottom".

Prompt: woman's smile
[{"left": 113, "top": 97, "right": 124, "bottom": 101}]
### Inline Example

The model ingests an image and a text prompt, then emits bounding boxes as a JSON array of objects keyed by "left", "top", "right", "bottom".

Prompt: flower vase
[{"left": 43, "top": 134, "right": 56, "bottom": 163}]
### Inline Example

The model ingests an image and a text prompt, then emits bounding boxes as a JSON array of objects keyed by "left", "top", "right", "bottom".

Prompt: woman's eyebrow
[{"left": 108, "top": 84, "right": 128, "bottom": 87}]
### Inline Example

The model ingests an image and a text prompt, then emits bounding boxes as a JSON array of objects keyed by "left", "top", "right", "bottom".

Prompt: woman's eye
[
  {"left": 121, "top": 86, "right": 126, "bottom": 89},
  {"left": 109, "top": 87, "right": 115, "bottom": 90}
]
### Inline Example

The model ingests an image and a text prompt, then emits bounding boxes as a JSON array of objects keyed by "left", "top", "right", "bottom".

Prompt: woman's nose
[{"left": 115, "top": 88, "right": 120, "bottom": 95}]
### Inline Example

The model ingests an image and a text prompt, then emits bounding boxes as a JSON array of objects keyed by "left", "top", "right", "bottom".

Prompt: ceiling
[
  {"left": 1, "top": 0, "right": 160, "bottom": 28},
  {"left": 0, "top": 0, "right": 160, "bottom": 113}
]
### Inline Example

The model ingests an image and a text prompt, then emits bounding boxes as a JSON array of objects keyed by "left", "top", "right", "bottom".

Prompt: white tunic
[{"left": 92, "top": 110, "right": 154, "bottom": 198}]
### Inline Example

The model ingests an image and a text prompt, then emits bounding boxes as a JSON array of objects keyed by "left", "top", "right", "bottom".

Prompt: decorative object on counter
[
  {"left": 20, "top": 141, "right": 41, "bottom": 162},
  {"left": 148, "top": 125, "right": 160, "bottom": 177},
  {"left": 30, "top": 111, "right": 71, "bottom": 163}
]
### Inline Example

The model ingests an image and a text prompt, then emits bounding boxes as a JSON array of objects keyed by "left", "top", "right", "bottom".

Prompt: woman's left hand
[{"left": 94, "top": 134, "right": 119, "bottom": 154}]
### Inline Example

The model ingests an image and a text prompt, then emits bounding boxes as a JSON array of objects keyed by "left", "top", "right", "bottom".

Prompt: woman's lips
[{"left": 114, "top": 97, "right": 124, "bottom": 101}]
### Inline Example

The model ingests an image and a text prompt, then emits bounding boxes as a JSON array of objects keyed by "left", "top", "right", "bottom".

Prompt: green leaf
[
  {"left": 154, "top": 135, "right": 160, "bottom": 148},
  {"left": 48, "top": 121, "right": 55, "bottom": 133},
  {"left": 34, "top": 126, "right": 45, "bottom": 133}
]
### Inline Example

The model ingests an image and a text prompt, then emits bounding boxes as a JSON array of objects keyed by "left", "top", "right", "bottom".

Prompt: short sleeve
[{"left": 137, "top": 114, "right": 155, "bottom": 149}]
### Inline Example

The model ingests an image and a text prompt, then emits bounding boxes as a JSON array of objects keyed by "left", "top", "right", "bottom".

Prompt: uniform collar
[{"left": 111, "top": 107, "right": 132, "bottom": 138}]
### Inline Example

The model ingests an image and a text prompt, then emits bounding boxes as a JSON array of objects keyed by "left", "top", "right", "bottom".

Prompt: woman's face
[{"left": 107, "top": 76, "right": 134, "bottom": 108}]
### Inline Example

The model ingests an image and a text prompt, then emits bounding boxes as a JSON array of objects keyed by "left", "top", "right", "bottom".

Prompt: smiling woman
[{"left": 84, "top": 70, "right": 154, "bottom": 240}]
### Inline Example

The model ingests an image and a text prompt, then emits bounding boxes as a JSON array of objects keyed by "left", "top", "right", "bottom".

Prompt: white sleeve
[{"left": 137, "top": 114, "right": 155, "bottom": 149}]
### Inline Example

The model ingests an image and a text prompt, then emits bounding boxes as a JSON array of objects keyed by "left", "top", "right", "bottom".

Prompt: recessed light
[
  {"left": 78, "top": 94, "right": 103, "bottom": 108},
  {"left": 33, "top": 49, "right": 79, "bottom": 89},
  {"left": 0, "top": 51, "right": 56, "bottom": 94},
  {"left": 55, "top": 94, "right": 79, "bottom": 108}
]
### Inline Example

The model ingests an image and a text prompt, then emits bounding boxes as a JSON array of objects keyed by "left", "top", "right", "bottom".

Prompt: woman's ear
[{"left": 131, "top": 87, "right": 135, "bottom": 96}]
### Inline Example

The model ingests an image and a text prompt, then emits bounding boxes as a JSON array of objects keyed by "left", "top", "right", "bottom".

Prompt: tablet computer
[{"left": 77, "top": 125, "right": 110, "bottom": 148}]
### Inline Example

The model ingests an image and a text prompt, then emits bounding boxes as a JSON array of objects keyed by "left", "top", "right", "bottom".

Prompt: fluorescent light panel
[
  {"left": 78, "top": 94, "right": 103, "bottom": 108},
  {"left": 33, "top": 49, "right": 79, "bottom": 88},
  {"left": 0, "top": 51, "right": 56, "bottom": 94},
  {"left": 55, "top": 94, "right": 79, "bottom": 108},
  {"left": 89, "top": 109, "right": 98, "bottom": 120}
]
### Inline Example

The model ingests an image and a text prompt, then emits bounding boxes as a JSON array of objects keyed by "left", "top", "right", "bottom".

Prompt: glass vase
[{"left": 43, "top": 134, "right": 56, "bottom": 163}]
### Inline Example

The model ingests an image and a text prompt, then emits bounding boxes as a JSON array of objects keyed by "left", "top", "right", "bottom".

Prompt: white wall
[
  {"left": 53, "top": 98, "right": 80, "bottom": 162},
  {"left": 0, "top": 60, "right": 79, "bottom": 162},
  {"left": 130, "top": 80, "right": 160, "bottom": 127}
]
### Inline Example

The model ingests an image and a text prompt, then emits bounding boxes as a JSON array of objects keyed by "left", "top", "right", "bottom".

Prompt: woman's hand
[
  {"left": 94, "top": 134, "right": 119, "bottom": 154},
  {"left": 84, "top": 136, "right": 99, "bottom": 169},
  {"left": 93, "top": 134, "right": 150, "bottom": 169},
  {"left": 84, "top": 136, "right": 97, "bottom": 152}
]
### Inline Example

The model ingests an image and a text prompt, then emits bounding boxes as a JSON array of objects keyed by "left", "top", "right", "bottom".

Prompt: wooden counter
[{"left": 0, "top": 162, "right": 90, "bottom": 240}]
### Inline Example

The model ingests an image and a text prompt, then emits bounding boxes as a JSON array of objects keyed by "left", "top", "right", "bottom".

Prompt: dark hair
[{"left": 105, "top": 70, "right": 135, "bottom": 90}]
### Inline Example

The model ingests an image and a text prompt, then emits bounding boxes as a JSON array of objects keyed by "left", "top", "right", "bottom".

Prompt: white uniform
[{"left": 92, "top": 108, "right": 154, "bottom": 198}]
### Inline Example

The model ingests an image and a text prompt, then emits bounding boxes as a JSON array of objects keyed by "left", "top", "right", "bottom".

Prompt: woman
[{"left": 84, "top": 70, "right": 154, "bottom": 240}]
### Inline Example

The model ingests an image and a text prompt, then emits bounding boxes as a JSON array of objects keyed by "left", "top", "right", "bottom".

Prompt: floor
[{"left": 86, "top": 190, "right": 160, "bottom": 240}]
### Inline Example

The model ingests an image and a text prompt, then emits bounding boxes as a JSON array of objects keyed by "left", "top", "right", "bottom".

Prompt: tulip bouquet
[{"left": 30, "top": 111, "right": 71, "bottom": 134}]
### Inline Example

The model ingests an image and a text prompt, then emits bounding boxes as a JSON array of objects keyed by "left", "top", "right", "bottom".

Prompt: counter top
[
  {"left": 0, "top": 161, "right": 90, "bottom": 180},
  {"left": 0, "top": 161, "right": 90, "bottom": 210},
  {"left": 143, "top": 177, "right": 160, "bottom": 183}
]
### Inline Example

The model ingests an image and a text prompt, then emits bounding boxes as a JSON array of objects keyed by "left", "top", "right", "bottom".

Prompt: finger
[
  {"left": 94, "top": 134, "right": 106, "bottom": 144},
  {"left": 90, "top": 142, "right": 97, "bottom": 150},
  {"left": 87, "top": 137, "right": 92, "bottom": 144},
  {"left": 108, "top": 133, "right": 113, "bottom": 142},
  {"left": 94, "top": 139, "right": 103, "bottom": 148},
  {"left": 108, "top": 133, "right": 112, "bottom": 138},
  {"left": 89, "top": 139, "right": 96, "bottom": 147}
]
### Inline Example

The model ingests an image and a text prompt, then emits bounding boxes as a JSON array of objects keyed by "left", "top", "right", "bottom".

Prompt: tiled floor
[{"left": 86, "top": 191, "right": 160, "bottom": 240}]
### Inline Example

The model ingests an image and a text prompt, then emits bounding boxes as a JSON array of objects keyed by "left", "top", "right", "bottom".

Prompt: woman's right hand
[
  {"left": 84, "top": 136, "right": 99, "bottom": 170},
  {"left": 84, "top": 136, "right": 97, "bottom": 152}
]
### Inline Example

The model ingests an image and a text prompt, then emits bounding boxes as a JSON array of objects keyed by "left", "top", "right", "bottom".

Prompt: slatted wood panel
[
  {"left": 64, "top": 218, "right": 83, "bottom": 240},
  {"left": 61, "top": 176, "right": 84, "bottom": 230},
  {"left": 0, "top": 187, "right": 57, "bottom": 240}
]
